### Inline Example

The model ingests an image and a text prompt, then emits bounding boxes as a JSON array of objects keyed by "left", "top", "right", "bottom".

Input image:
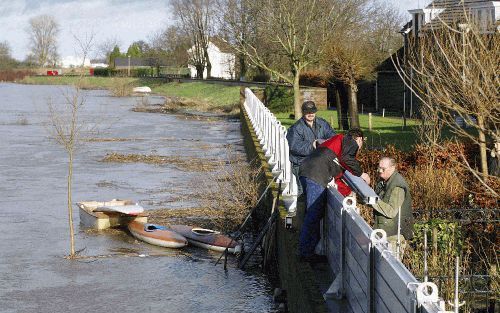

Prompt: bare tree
[
  {"left": 323, "top": 0, "right": 404, "bottom": 128},
  {"left": 222, "top": 0, "right": 339, "bottom": 119},
  {"left": 394, "top": 11, "right": 499, "bottom": 196},
  {"left": 46, "top": 33, "right": 98, "bottom": 258},
  {"left": 47, "top": 85, "right": 88, "bottom": 258},
  {"left": 216, "top": 0, "right": 257, "bottom": 80},
  {"left": 171, "top": 0, "right": 215, "bottom": 78},
  {"left": 72, "top": 30, "right": 96, "bottom": 67},
  {"left": 26, "top": 14, "right": 59, "bottom": 67},
  {"left": 148, "top": 25, "right": 190, "bottom": 68},
  {"left": 96, "top": 37, "right": 121, "bottom": 64}
]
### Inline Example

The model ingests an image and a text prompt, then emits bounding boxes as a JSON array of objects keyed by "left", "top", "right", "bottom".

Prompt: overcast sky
[{"left": 0, "top": 0, "right": 432, "bottom": 61}]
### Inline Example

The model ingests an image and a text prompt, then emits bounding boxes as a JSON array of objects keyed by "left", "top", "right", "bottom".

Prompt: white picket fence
[{"left": 243, "top": 88, "right": 298, "bottom": 213}]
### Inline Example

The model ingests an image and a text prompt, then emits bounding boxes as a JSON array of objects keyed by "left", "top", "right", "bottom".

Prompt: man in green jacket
[{"left": 371, "top": 157, "right": 413, "bottom": 260}]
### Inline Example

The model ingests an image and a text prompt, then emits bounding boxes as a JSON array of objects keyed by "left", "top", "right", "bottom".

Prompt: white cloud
[{"left": 0, "top": 0, "right": 171, "bottom": 60}]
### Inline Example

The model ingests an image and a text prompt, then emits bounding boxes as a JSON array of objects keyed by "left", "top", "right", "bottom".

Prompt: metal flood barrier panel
[{"left": 324, "top": 187, "right": 444, "bottom": 313}]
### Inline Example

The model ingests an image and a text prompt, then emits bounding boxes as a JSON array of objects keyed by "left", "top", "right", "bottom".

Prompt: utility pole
[{"left": 127, "top": 55, "right": 131, "bottom": 77}]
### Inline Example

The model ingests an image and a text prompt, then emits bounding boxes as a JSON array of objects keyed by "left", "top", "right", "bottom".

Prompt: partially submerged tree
[
  {"left": 26, "top": 14, "right": 59, "bottom": 67},
  {"left": 394, "top": 12, "right": 499, "bottom": 196},
  {"left": 47, "top": 88, "right": 85, "bottom": 258},
  {"left": 171, "top": 0, "right": 215, "bottom": 78},
  {"left": 46, "top": 35, "right": 97, "bottom": 258}
]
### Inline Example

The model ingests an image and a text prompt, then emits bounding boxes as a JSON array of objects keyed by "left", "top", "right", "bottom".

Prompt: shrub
[
  {"left": 131, "top": 68, "right": 151, "bottom": 77},
  {"left": 264, "top": 85, "right": 293, "bottom": 113},
  {"left": 299, "top": 70, "right": 329, "bottom": 87},
  {"left": 251, "top": 72, "right": 270, "bottom": 82},
  {"left": 109, "top": 78, "right": 132, "bottom": 97},
  {"left": 0, "top": 69, "right": 35, "bottom": 81}
]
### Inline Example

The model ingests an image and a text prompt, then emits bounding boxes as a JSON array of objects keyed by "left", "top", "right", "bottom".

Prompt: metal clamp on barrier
[
  {"left": 415, "top": 282, "right": 439, "bottom": 307},
  {"left": 370, "top": 229, "right": 387, "bottom": 245},
  {"left": 342, "top": 196, "right": 356, "bottom": 211}
]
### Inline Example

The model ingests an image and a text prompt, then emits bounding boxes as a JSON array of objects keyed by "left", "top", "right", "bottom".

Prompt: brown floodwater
[{"left": 0, "top": 83, "right": 277, "bottom": 313}]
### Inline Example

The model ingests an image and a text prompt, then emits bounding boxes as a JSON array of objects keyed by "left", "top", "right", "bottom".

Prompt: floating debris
[
  {"left": 85, "top": 137, "right": 145, "bottom": 142},
  {"left": 100, "top": 153, "right": 219, "bottom": 171}
]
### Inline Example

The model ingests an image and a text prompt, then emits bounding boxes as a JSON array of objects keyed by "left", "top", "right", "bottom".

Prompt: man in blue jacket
[{"left": 286, "top": 101, "right": 335, "bottom": 194}]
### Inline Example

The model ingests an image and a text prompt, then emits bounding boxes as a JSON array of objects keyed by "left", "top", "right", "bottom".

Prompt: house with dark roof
[{"left": 375, "top": 0, "right": 499, "bottom": 115}]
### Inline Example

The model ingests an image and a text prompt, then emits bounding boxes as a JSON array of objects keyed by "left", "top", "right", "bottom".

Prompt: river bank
[{"left": 20, "top": 76, "right": 242, "bottom": 116}]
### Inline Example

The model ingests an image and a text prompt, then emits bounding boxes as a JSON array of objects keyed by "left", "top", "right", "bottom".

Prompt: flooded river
[{"left": 0, "top": 83, "right": 277, "bottom": 313}]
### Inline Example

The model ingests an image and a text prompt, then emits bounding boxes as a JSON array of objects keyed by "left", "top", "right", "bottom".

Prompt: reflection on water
[{"left": 0, "top": 83, "right": 276, "bottom": 313}]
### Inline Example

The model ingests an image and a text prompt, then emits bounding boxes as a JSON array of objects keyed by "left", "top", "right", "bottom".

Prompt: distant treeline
[{"left": 93, "top": 67, "right": 190, "bottom": 78}]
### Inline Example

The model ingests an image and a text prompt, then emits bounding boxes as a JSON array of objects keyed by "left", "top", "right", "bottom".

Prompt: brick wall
[{"left": 300, "top": 88, "right": 328, "bottom": 110}]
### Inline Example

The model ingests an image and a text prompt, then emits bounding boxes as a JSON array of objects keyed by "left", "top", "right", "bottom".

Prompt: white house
[{"left": 187, "top": 39, "right": 236, "bottom": 79}]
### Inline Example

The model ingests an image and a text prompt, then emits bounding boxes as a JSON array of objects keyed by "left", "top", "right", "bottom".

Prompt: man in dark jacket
[
  {"left": 371, "top": 157, "right": 413, "bottom": 259},
  {"left": 286, "top": 101, "right": 335, "bottom": 194},
  {"left": 298, "top": 128, "right": 370, "bottom": 262}
]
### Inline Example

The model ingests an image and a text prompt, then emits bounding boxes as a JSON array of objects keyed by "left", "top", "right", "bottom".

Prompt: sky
[{"left": 0, "top": 0, "right": 432, "bottom": 62}]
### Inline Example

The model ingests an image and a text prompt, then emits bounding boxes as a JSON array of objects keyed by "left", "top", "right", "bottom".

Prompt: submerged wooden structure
[{"left": 77, "top": 199, "right": 148, "bottom": 230}]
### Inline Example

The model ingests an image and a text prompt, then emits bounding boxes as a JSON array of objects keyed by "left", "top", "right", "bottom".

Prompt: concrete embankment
[{"left": 239, "top": 88, "right": 328, "bottom": 313}]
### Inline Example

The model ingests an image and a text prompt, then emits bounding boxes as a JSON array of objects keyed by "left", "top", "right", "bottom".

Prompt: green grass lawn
[
  {"left": 275, "top": 110, "right": 421, "bottom": 150},
  {"left": 138, "top": 79, "right": 240, "bottom": 107}
]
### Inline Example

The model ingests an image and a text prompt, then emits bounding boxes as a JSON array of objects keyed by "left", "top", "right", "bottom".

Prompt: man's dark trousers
[{"left": 298, "top": 176, "right": 327, "bottom": 257}]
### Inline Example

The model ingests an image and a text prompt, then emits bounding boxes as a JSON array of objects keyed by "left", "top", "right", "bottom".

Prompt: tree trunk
[
  {"left": 239, "top": 53, "right": 247, "bottom": 81},
  {"left": 293, "top": 71, "right": 301, "bottom": 120},
  {"left": 204, "top": 48, "right": 211, "bottom": 79},
  {"left": 196, "top": 64, "right": 204, "bottom": 79},
  {"left": 335, "top": 84, "right": 344, "bottom": 130},
  {"left": 347, "top": 82, "right": 360, "bottom": 128},
  {"left": 477, "top": 115, "right": 488, "bottom": 177},
  {"left": 68, "top": 153, "right": 75, "bottom": 257}
]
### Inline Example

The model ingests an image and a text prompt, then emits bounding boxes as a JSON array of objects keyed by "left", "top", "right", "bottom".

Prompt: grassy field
[
  {"left": 141, "top": 80, "right": 240, "bottom": 107},
  {"left": 20, "top": 76, "right": 241, "bottom": 110},
  {"left": 275, "top": 110, "right": 421, "bottom": 150}
]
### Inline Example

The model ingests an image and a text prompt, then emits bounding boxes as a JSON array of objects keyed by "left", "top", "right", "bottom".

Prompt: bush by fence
[
  {"left": 0, "top": 69, "right": 35, "bottom": 81},
  {"left": 264, "top": 85, "right": 293, "bottom": 113}
]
